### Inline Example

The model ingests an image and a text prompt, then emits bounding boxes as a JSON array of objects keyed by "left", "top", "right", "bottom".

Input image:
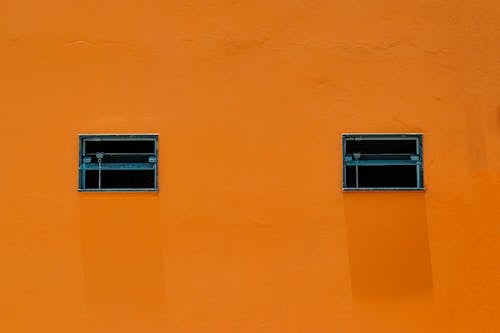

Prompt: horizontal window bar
[
  {"left": 345, "top": 160, "right": 421, "bottom": 166},
  {"left": 80, "top": 163, "right": 156, "bottom": 170},
  {"left": 345, "top": 153, "right": 419, "bottom": 161},
  {"left": 83, "top": 152, "right": 155, "bottom": 156},
  {"left": 343, "top": 134, "right": 422, "bottom": 139},
  {"left": 342, "top": 187, "right": 425, "bottom": 191},
  {"left": 78, "top": 188, "right": 158, "bottom": 192}
]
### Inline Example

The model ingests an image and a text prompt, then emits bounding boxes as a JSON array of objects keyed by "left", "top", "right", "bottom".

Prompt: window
[
  {"left": 78, "top": 134, "right": 158, "bottom": 191},
  {"left": 342, "top": 134, "right": 423, "bottom": 190}
]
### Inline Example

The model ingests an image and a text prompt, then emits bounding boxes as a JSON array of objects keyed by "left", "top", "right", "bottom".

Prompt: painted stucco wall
[{"left": 1, "top": 1, "right": 499, "bottom": 332}]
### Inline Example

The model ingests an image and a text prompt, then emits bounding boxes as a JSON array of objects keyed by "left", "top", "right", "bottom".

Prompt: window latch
[{"left": 96, "top": 152, "right": 104, "bottom": 189}]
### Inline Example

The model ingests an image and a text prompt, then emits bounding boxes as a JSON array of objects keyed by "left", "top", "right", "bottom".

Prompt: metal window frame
[
  {"left": 78, "top": 134, "right": 159, "bottom": 192},
  {"left": 342, "top": 133, "right": 424, "bottom": 191}
]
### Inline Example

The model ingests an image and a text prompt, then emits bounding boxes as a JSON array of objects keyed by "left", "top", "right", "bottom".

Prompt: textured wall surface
[{"left": 1, "top": 1, "right": 499, "bottom": 332}]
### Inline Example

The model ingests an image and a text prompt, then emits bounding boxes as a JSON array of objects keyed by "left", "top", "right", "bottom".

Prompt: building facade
[{"left": 1, "top": 1, "right": 499, "bottom": 332}]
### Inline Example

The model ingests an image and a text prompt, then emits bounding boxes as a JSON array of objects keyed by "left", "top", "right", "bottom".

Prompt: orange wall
[{"left": 1, "top": 1, "right": 499, "bottom": 332}]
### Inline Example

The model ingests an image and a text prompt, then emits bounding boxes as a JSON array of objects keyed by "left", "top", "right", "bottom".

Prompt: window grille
[
  {"left": 78, "top": 134, "right": 158, "bottom": 191},
  {"left": 342, "top": 134, "right": 423, "bottom": 190}
]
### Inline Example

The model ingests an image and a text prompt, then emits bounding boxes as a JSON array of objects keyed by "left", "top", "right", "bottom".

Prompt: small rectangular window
[
  {"left": 343, "top": 134, "right": 423, "bottom": 191},
  {"left": 78, "top": 134, "right": 158, "bottom": 192}
]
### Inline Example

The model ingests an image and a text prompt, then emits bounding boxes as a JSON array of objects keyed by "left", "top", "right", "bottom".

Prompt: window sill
[
  {"left": 342, "top": 187, "right": 425, "bottom": 192},
  {"left": 78, "top": 188, "right": 158, "bottom": 192}
]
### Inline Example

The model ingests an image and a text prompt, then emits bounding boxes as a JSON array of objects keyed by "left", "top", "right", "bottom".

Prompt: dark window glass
[
  {"left": 85, "top": 140, "right": 155, "bottom": 154},
  {"left": 345, "top": 139, "right": 416, "bottom": 154}
]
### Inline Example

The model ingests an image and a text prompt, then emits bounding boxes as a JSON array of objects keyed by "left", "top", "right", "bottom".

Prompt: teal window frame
[
  {"left": 342, "top": 133, "right": 424, "bottom": 191},
  {"left": 78, "top": 134, "right": 158, "bottom": 192}
]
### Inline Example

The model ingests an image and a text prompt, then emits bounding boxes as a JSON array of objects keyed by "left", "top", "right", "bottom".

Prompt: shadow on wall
[
  {"left": 78, "top": 194, "right": 166, "bottom": 333},
  {"left": 343, "top": 192, "right": 434, "bottom": 332}
]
